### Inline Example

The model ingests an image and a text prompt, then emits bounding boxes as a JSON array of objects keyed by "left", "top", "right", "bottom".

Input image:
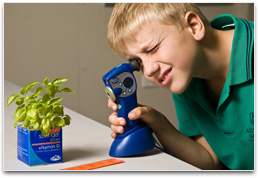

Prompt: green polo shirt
[{"left": 172, "top": 14, "right": 254, "bottom": 170}]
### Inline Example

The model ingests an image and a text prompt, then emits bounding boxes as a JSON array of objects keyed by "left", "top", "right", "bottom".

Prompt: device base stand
[{"left": 109, "top": 125, "right": 155, "bottom": 157}]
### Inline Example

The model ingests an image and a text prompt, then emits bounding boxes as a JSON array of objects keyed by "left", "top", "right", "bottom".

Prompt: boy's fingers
[
  {"left": 108, "top": 112, "right": 126, "bottom": 126},
  {"left": 111, "top": 125, "right": 124, "bottom": 134},
  {"left": 108, "top": 99, "right": 117, "bottom": 111},
  {"left": 111, "top": 132, "right": 117, "bottom": 139}
]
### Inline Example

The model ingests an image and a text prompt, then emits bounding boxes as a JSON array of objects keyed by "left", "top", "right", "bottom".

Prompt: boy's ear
[{"left": 184, "top": 11, "right": 205, "bottom": 41}]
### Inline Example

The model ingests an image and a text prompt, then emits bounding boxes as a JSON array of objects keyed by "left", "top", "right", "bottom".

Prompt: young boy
[{"left": 106, "top": 3, "right": 254, "bottom": 170}]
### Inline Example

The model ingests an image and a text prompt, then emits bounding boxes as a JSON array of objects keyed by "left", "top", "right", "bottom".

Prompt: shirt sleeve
[{"left": 172, "top": 93, "right": 201, "bottom": 137}]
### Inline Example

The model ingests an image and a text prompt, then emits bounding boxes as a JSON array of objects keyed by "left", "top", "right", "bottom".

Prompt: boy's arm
[
  {"left": 148, "top": 112, "right": 224, "bottom": 170},
  {"left": 192, "top": 135, "right": 224, "bottom": 169}
]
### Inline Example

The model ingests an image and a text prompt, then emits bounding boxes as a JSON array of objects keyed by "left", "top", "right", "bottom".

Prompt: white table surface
[{"left": 3, "top": 80, "right": 199, "bottom": 171}]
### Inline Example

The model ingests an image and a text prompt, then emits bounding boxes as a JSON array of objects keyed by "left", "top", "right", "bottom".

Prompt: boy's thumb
[{"left": 128, "top": 107, "right": 149, "bottom": 120}]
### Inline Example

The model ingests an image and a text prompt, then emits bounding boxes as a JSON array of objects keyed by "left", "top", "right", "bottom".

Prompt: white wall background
[{"left": 4, "top": 3, "right": 254, "bottom": 128}]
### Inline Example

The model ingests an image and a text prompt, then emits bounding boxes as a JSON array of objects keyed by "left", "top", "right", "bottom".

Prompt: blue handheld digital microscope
[{"left": 102, "top": 59, "right": 155, "bottom": 157}]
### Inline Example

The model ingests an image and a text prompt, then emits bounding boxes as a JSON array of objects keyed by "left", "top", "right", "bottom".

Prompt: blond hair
[{"left": 107, "top": 3, "right": 210, "bottom": 57}]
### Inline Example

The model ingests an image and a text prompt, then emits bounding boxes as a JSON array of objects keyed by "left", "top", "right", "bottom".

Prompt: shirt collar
[{"left": 211, "top": 14, "right": 254, "bottom": 86}]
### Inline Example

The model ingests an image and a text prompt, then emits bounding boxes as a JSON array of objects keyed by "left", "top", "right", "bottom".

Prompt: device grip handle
[{"left": 117, "top": 95, "right": 139, "bottom": 132}]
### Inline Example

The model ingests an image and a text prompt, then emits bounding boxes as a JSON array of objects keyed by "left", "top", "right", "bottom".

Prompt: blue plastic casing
[
  {"left": 102, "top": 61, "right": 155, "bottom": 157},
  {"left": 103, "top": 63, "right": 139, "bottom": 132}
]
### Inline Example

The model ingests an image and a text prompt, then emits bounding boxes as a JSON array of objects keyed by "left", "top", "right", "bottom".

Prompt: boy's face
[{"left": 123, "top": 20, "right": 203, "bottom": 94}]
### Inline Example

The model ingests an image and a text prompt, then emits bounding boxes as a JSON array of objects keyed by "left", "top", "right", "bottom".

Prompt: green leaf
[
  {"left": 31, "top": 103, "right": 43, "bottom": 109},
  {"left": 7, "top": 94, "right": 21, "bottom": 106},
  {"left": 56, "top": 118, "right": 65, "bottom": 127},
  {"left": 42, "top": 94, "right": 50, "bottom": 103},
  {"left": 14, "top": 121, "right": 18, "bottom": 128},
  {"left": 55, "top": 84, "right": 64, "bottom": 89},
  {"left": 54, "top": 104, "right": 64, "bottom": 116},
  {"left": 15, "top": 97, "right": 24, "bottom": 105},
  {"left": 50, "top": 115, "right": 57, "bottom": 122},
  {"left": 46, "top": 111, "right": 54, "bottom": 119},
  {"left": 36, "top": 97, "right": 42, "bottom": 102},
  {"left": 24, "top": 82, "right": 40, "bottom": 94},
  {"left": 60, "top": 87, "right": 75, "bottom": 93},
  {"left": 50, "top": 116, "right": 59, "bottom": 128},
  {"left": 41, "top": 130, "right": 50, "bottom": 136},
  {"left": 32, "top": 87, "right": 44, "bottom": 98},
  {"left": 63, "top": 115, "right": 71, "bottom": 125},
  {"left": 41, "top": 118, "right": 51, "bottom": 136},
  {"left": 13, "top": 108, "right": 26, "bottom": 122},
  {"left": 52, "top": 78, "right": 68, "bottom": 85},
  {"left": 24, "top": 95, "right": 32, "bottom": 102},
  {"left": 30, "top": 122, "right": 40, "bottom": 130},
  {"left": 20, "top": 87, "right": 26, "bottom": 95},
  {"left": 47, "top": 97, "right": 63, "bottom": 105},
  {"left": 38, "top": 107, "right": 48, "bottom": 117},
  {"left": 42, "top": 77, "right": 49, "bottom": 85},
  {"left": 41, "top": 117, "right": 47, "bottom": 125},
  {"left": 23, "top": 118, "right": 30, "bottom": 127},
  {"left": 25, "top": 102, "right": 33, "bottom": 110},
  {"left": 47, "top": 84, "right": 57, "bottom": 98},
  {"left": 26, "top": 109, "right": 39, "bottom": 122}
]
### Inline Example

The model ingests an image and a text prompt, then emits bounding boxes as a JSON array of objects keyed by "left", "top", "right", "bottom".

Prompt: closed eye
[{"left": 146, "top": 43, "right": 159, "bottom": 54}]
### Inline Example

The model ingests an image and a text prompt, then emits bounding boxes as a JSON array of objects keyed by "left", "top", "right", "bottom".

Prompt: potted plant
[{"left": 6, "top": 77, "right": 75, "bottom": 166}]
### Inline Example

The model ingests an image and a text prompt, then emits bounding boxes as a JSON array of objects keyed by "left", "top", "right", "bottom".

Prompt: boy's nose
[{"left": 143, "top": 58, "right": 159, "bottom": 77}]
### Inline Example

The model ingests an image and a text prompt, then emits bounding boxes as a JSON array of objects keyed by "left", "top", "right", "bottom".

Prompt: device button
[
  {"left": 128, "top": 89, "right": 132, "bottom": 93},
  {"left": 123, "top": 91, "right": 127, "bottom": 95},
  {"left": 118, "top": 82, "right": 122, "bottom": 87},
  {"left": 111, "top": 77, "right": 119, "bottom": 84}
]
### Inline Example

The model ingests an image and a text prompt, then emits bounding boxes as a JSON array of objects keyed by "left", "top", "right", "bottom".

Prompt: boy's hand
[
  {"left": 108, "top": 99, "right": 164, "bottom": 139},
  {"left": 108, "top": 99, "right": 126, "bottom": 138}
]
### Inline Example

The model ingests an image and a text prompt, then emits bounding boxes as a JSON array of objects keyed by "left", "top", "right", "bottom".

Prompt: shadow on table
[
  {"left": 125, "top": 148, "right": 162, "bottom": 158},
  {"left": 62, "top": 147, "right": 107, "bottom": 162},
  {"left": 63, "top": 147, "right": 163, "bottom": 162}
]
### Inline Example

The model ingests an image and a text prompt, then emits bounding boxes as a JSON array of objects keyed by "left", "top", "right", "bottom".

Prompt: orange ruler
[{"left": 61, "top": 158, "right": 125, "bottom": 170}]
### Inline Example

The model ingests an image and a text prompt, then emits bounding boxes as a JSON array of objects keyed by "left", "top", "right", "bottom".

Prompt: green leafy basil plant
[{"left": 7, "top": 77, "right": 75, "bottom": 136}]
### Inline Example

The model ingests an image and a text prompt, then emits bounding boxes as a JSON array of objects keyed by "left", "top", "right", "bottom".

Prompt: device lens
[{"left": 124, "top": 78, "right": 133, "bottom": 88}]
